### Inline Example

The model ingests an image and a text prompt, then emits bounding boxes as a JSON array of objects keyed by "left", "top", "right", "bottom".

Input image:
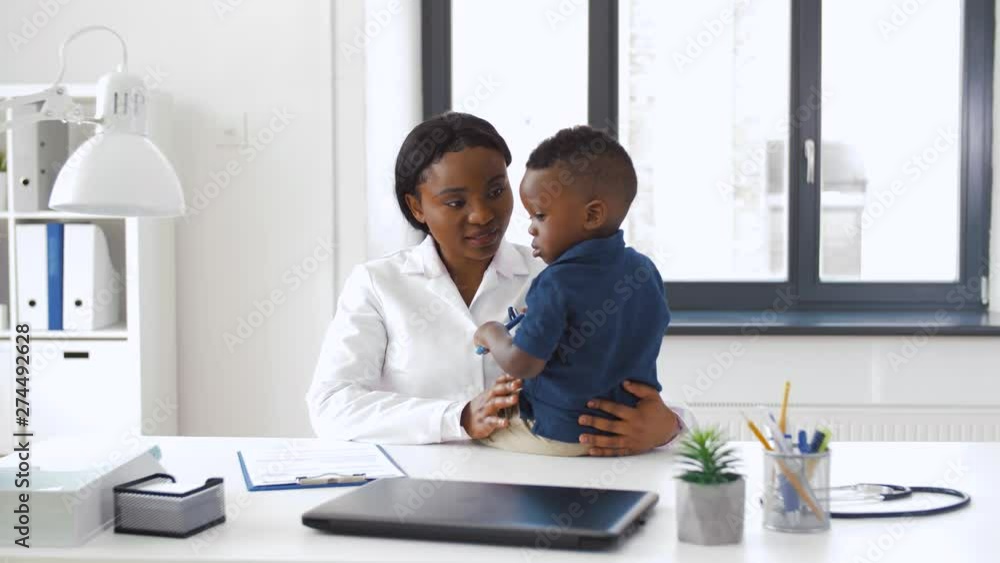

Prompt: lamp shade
[{"left": 49, "top": 130, "right": 185, "bottom": 217}]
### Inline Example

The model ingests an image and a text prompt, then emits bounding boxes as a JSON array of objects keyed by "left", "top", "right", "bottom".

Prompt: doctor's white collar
[{"left": 400, "top": 234, "right": 531, "bottom": 279}]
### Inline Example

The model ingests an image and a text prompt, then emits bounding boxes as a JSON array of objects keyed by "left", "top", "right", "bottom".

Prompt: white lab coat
[{"left": 306, "top": 235, "right": 691, "bottom": 445}]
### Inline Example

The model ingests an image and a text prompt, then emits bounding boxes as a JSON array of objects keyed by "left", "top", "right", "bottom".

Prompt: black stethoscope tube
[{"left": 829, "top": 484, "right": 971, "bottom": 519}]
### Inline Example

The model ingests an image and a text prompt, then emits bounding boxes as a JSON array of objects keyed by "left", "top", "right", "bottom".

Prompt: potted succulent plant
[{"left": 675, "top": 427, "right": 745, "bottom": 545}]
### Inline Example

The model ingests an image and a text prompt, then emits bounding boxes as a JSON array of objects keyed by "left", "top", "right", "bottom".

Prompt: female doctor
[{"left": 306, "top": 113, "right": 687, "bottom": 456}]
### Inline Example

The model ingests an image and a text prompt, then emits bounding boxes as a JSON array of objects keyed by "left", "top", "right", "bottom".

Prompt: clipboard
[{"left": 236, "top": 441, "right": 407, "bottom": 492}]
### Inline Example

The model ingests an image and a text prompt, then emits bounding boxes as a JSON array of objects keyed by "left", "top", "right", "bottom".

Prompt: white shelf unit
[{"left": 0, "top": 84, "right": 178, "bottom": 454}]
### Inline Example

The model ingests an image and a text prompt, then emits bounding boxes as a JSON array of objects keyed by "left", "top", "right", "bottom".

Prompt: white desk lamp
[{"left": 0, "top": 25, "right": 185, "bottom": 217}]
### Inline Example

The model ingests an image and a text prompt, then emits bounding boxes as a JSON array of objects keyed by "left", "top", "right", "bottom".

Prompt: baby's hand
[{"left": 474, "top": 321, "right": 506, "bottom": 352}]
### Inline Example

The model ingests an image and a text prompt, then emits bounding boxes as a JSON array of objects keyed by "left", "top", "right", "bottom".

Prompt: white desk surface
[{"left": 1, "top": 437, "right": 995, "bottom": 563}]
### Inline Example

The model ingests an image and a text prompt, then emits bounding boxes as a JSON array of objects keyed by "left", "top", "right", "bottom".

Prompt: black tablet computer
[{"left": 302, "top": 477, "right": 658, "bottom": 550}]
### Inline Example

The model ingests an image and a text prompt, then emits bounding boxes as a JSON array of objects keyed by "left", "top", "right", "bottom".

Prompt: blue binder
[{"left": 46, "top": 223, "right": 64, "bottom": 331}]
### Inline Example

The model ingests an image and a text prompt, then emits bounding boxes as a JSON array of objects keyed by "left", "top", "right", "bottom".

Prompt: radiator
[{"left": 686, "top": 403, "right": 1000, "bottom": 442}]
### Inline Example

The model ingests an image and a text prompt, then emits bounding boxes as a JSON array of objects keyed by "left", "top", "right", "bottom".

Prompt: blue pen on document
[{"left": 476, "top": 307, "right": 525, "bottom": 355}]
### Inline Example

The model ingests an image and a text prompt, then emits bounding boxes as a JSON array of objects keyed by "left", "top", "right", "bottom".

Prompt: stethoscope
[
  {"left": 823, "top": 483, "right": 971, "bottom": 519},
  {"left": 474, "top": 307, "right": 525, "bottom": 355}
]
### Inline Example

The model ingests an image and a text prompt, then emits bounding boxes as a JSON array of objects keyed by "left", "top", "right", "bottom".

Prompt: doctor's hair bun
[{"left": 394, "top": 112, "right": 512, "bottom": 233}]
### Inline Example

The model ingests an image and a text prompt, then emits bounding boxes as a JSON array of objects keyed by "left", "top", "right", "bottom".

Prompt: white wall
[
  {"left": 2, "top": 0, "right": 335, "bottom": 437},
  {"left": 333, "top": 0, "right": 368, "bottom": 295}
]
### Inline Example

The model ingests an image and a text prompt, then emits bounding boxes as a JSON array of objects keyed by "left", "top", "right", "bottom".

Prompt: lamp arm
[
  {"left": 53, "top": 25, "right": 128, "bottom": 85},
  {"left": 0, "top": 26, "right": 127, "bottom": 133},
  {"left": 0, "top": 86, "right": 95, "bottom": 133}
]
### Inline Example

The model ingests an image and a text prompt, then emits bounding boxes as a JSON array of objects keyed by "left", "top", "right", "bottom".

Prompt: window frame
[{"left": 421, "top": 0, "right": 994, "bottom": 312}]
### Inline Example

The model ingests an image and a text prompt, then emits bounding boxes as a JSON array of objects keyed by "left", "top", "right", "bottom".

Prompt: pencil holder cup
[{"left": 762, "top": 450, "right": 830, "bottom": 533}]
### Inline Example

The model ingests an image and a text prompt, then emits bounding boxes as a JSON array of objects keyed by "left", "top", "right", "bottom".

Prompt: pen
[
  {"left": 798, "top": 430, "right": 811, "bottom": 453},
  {"left": 762, "top": 416, "right": 790, "bottom": 454},
  {"left": 741, "top": 411, "right": 772, "bottom": 451},
  {"left": 762, "top": 411, "right": 791, "bottom": 453},
  {"left": 808, "top": 429, "right": 824, "bottom": 454},
  {"left": 476, "top": 307, "right": 526, "bottom": 355},
  {"left": 507, "top": 306, "right": 524, "bottom": 327},
  {"left": 805, "top": 428, "right": 832, "bottom": 480},
  {"left": 817, "top": 429, "right": 832, "bottom": 453},
  {"left": 779, "top": 381, "right": 791, "bottom": 434},
  {"left": 295, "top": 473, "right": 368, "bottom": 486}
]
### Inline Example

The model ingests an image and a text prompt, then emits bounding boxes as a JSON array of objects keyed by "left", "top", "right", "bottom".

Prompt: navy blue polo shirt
[{"left": 512, "top": 230, "right": 671, "bottom": 443}]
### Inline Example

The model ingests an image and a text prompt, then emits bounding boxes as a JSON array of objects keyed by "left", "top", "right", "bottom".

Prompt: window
[
  {"left": 449, "top": 0, "right": 588, "bottom": 247},
  {"left": 423, "top": 0, "right": 993, "bottom": 311},
  {"left": 819, "top": 0, "right": 963, "bottom": 283},
  {"left": 619, "top": 0, "right": 791, "bottom": 282}
]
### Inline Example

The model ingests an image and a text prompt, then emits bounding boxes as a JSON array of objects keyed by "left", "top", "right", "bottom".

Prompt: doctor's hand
[
  {"left": 461, "top": 374, "right": 522, "bottom": 439},
  {"left": 577, "top": 380, "right": 682, "bottom": 457}
]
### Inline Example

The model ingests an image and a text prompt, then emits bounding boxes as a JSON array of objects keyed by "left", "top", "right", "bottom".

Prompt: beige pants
[{"left": 478, "top": 406, "right": 590, "bottom": 457}]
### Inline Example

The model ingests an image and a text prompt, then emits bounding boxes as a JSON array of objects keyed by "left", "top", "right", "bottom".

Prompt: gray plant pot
[{"left": 676, "top": 476, "right": 746, "bottom": 545}]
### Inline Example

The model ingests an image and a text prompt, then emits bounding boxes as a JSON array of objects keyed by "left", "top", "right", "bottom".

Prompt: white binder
[
  {"left": 15, "top": 224, "right": 49, "bottom": 330},
  {"left": 7, "top": 103, "right": 68, "bottom": 211},
  {"left": 63, "top": 223, "right": 121, "bottom": 330}
]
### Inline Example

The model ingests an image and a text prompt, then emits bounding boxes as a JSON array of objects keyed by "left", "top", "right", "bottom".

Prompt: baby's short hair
[{"left": 525, "top": 126, "right": 638, "bottom": 207}]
